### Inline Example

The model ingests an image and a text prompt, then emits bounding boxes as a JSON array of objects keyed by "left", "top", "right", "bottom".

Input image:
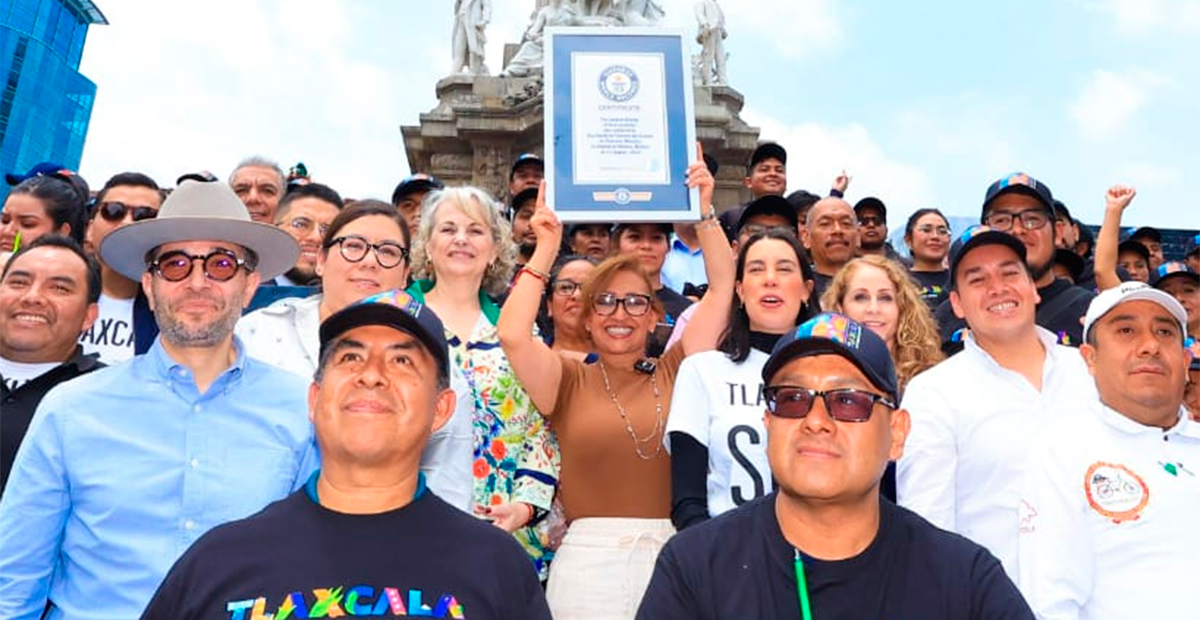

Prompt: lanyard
[{"left": 794, "top": 548, "right": 813, "bottom": 620}]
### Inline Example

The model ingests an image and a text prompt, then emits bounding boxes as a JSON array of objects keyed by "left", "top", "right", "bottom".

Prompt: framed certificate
[{"left": 545, "top": 27, "right": 699, "bottom": 223}]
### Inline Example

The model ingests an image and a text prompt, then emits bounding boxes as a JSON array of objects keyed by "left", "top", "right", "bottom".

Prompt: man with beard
[
  {"left": 510, "top": 187, "right": 538, "bottom": 267},
  {"left": 803, "top": 197, "right": 860, "bottom": 308},
  {"left": 271, "top": 183, "right": 343, "bottom": 286},
  {"left": 934, "top": 173, "right": 1093, "bottom": 351},
  {"left": 0, "top": 181, "right": 317, "bottom": 620}
]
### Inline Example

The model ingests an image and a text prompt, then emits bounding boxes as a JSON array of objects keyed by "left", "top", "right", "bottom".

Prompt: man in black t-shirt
[
  {"left": 141, "top": 291, "right": 551, "bottom": 620},
  {"left": 637, "top": 313, "right": 1033, "bottom": 620}
]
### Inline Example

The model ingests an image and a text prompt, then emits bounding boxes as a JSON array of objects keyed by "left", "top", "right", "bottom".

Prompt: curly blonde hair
[
  {"left": 410, "top": 186, "right": 518, "bottom": 298},
  {"left": 820, "top": 255, "right": 944, "bottom": 390}
]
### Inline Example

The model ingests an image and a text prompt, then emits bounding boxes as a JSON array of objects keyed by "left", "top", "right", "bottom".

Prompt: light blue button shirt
[
  {"left": 0, "top": 336, "right": 317, "bottom": 620},
  {"left": 661, "top": 235, "right": 707, "bottom": 294}
]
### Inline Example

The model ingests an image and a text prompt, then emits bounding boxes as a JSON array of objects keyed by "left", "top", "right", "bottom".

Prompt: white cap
[{"left": 1082, "top": 281, "right": 1188, "bottom": 342}]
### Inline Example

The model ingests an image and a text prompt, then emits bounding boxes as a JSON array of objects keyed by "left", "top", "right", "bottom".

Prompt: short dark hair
[
  {"left": 95, "top": 172, "right": 161, "bottom": 209},
  {"left": 276, "top": 183, "right": 344, "bottom": 222},
  {"left": 1, "top": 234, "right": 101, "bottom": 304},
  {"left": 323, "top": 199, "right": 410, "bottom": 250},
  {"left": 7, "top": 175, "right": 89, "bottom": 244}
]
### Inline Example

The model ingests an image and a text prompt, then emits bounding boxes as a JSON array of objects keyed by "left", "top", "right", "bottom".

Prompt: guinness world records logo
[{"left": 598, "top": 65, "right": 639, "bottom": 102}]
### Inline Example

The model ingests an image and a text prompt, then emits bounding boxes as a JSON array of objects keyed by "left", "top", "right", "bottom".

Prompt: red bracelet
[{"left": 519, "top": 266, "right": 549, "bottom": 284}]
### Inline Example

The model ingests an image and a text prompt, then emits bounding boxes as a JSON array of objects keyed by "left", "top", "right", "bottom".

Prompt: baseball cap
[
  {"left": 762, "top": 313, "right": 899, "bottom": 404},
  {"left": 612, "top": 222, "right": 672, "bottom": 236},
  {"left": 854, "top": 197, "right": 887, "bottom": 220},
  {"left": 6, "top": 162, "right": 67, "bottom": 185},
  {"left": 981, "top": 172, "right": 1055, "bottom": 221},
  {"left": 391, "top": 173, "right": 444, "bottom": 206},
  {"left": 319, "top": 289, "right": 450, "bottom": 382},
  {"left": 737, "top": 195, "right": 798, "bottom": 234},
  {"left": 1130, "top": 226, "right": 1163, "bottom": 245},
  {"left": 748, "top": 142, "right": 787, "bottom": 169},
  {"left": 1151, "top": 261, "right": 1199, "bottom": 288},
  {"left": 509, "top": 187, "right": 539, "bottom": 215},
  {"left": 1082, "top": 281, "right": 1188, "bottom": 343},
  {"left": 510, "top": 153, "right": 544, "bottom": 179},
  {"left": 1117, "top": 239, "right": 1151, "bottom": 263},
  {"left": 948, "top": 225, "right": 1028, "bottom": 287},
  {"left": 1184, "top": 233, "right": 1200, "bottom": 259},
  {"left": 1055, "top": 249, "right": 1085, "bottom": 283}
]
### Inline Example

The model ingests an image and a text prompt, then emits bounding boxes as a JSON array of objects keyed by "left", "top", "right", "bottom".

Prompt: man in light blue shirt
[
  {"left": 661, "top": 222, "right": 707, "bottom": 295},
  {"left": 0, "top": 181, "right": 318, "bottom": 620}
]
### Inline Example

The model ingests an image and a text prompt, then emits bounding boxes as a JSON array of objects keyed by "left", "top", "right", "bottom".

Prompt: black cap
[
  {"left": 982, "top": 172, "right": 1055, "bottom": 221},
  {"left": 391, "top": 173, "right": 444, "bottom": 205},
  {"left": 319, "top": 290, "right": 449, "bottom": 383},
  {"left": 749, "top": 142, "right": 787, "bottom": 168},
  {"left": 737, "top": 195, "right": 798, "bottom": 234},
  {"left": 1117, "top": 239, "right": 1151, "bottom": 263},
  {"left": 854, "top": 197, "right": 887, "bottom": 219},
  {"left": 1129, "top": 226, "right": 1163, "bottom": 245},
  {"left": 762, "top": 313, "right": 899, "bottom": 405},
  {"left": 6, "top": 162, "right": 66, "bottom": 185},
  {"left": 510, "top": 187, "right": 539, "bottom": 213},
  {"left": 612, "top": 221, "right": 673, "bottom": 236},
  {"left": 1151, "top": 261, "right": 1199, "bottom": 288},
  {"left": 510, "top": 153, "right": 544, "bottom": 179},
  {"left": 949, "top": 225, "right": 1028, "bottom": 288},
  {"left": 1054, "top": 249, "right": 1085, "bottom": 283}
]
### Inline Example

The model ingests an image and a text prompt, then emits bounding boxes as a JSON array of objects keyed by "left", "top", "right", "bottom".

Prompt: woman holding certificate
[{"left": 498, "top": 146, "right": 733, "bottom": 619}]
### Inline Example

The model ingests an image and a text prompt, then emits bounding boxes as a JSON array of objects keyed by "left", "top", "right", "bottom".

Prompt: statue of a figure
[
  {"left": 613, "top": 0, "right": 665, "bottom": 26},
  {"left": 501, "top": 0, "right": 578, "bottom": 78},
  {"left": 452, "top": 0, "right": 491, "bottom": 75},
  {"left": 694, "top": 0, "right": 726, "bottom": 85}
]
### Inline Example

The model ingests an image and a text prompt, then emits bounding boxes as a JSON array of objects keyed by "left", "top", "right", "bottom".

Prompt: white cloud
[
  {"left": 1112, "top": 162, "right": 1181, "bottom": 189},
  {"left": 1105, "top": 0, "right": 1200, "bottom": 34},
  {"left": 1069, "top": 69, "right": 1168, "bottom": 143},
  {"left": 891, "top": 92, "right": 1018, "bottom": 173},
  {"left": 658, "top": 0, "right": 842, "bottom": 60},
  {"left": 742, "top": 107, "right": 934, "bottom": 218}
]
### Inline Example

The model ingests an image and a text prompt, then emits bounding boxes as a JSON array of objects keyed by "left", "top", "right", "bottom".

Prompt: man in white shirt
[
  {"left": 1018, "top": 282, "right": 1198, "bottom": 620},
  {"left": 897, "top": 225, "right": 1096, "bottom": 579}
]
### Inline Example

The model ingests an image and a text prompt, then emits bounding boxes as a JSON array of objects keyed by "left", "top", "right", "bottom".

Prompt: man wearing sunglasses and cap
[
  {"left": 637, "top": 312, "right": 1033, "bottom": 619},
  {"left": 0, "top": 181, "right": 317, "bottom": 620}
]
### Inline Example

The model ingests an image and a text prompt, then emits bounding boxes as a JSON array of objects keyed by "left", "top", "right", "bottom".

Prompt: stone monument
[{"left": 402, "top": 1, "right": 760, "bottom": 210}]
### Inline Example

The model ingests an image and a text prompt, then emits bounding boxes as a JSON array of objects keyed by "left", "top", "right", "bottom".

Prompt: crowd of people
[{"left": 0, "top": 141, "right": 1197, "bottom": 620}]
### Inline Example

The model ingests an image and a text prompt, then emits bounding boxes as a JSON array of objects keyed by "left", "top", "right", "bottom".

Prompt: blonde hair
[
  {"left": 821, "top": 255, "right": 944, "bottom": 390},
  {"left": 410, "top": 186, "right": 518, "bottom": 297}
]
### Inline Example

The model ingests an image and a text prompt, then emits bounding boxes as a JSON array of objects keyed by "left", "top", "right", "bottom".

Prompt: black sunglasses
[
  {"left": 762, "top": 386, "right": 896, "bottom": 423},
  {"left": 150, "top": 249, "right": 250, "bottom": 282},
  {"left": 96, "top": 201, "right": 158, "bottom": 223}
]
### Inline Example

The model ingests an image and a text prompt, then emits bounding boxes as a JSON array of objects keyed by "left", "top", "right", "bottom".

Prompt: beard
[
  {"left": 284, "top": 264, "right": 320, "bottom": 286},
  {"left": 154, "top": 287, "right": 242, "bottom": 349},
  {"left": 1027, "top": 252, "right": 1055, "bottom": 283}
]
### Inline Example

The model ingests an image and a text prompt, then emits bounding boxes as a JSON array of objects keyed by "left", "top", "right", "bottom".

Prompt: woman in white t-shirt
[{"left": 666, "top": 230, "right": 815, "bottom": 530}]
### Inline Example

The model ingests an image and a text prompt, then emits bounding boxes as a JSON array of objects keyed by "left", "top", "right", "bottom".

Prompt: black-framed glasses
[
  {"left": 984, "top": 208, "right": 1049, "bottom": 232},
  {"left": 327, "top": 234, "right": 408, "bottom": 268},
  {"left": 592, "top": 292, "right": 652, "bottom": 316},
  {"left": 285, "top": 216, "right": 329, "bottom": 238},
  {"left": 762, "top": 386, "right": 896, "bottom": 423},
  {"left": 551, "top": 279, "right": 583, "bottom": 297},
  {"left": 150, "top": 249, "right": 250, "bottom": 282},
  {"left": 741, "top": 224, "right": 797, "bottom": 238},
  {"left": 96, "top": 201, "right": 157, "bottom": 223},
  {"left": 915, "top": 225, "right": 951, "bottom": 237}
]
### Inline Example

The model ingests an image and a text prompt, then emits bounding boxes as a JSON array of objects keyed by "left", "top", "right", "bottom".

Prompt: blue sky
[{"left": 76, "top": 0, "right": 1199, "bottom": 229}]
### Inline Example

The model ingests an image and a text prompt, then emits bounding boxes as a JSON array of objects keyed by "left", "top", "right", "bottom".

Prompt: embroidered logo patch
[{"left": 1084, "top": 462, "right": 1149, "bottom": 523}]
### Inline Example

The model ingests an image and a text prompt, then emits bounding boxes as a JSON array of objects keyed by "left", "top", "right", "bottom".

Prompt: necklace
[{"left": 597, "top": 360, "right": 665, "bottom": 460}]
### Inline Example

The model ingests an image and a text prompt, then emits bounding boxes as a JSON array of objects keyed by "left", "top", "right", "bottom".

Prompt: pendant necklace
[{"left": 597, "top": 360, "right": 665, "bottom": 460}]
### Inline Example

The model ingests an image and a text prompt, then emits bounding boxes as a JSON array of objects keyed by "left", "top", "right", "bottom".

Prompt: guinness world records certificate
[{"left": 545, "top": 28, "right": 698, "bottom": 222}]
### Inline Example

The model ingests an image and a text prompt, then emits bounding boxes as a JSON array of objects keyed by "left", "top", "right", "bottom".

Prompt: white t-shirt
[
  {"left": 665, "top": 349, "right": 774, "bottom": 517},
  {"left": 0, "top": 356, "right": 60, "bottom": 392},
  {"left": 77, "top": 293, "right": 136, "bottom": 365},
  {"left": 1018, "top": 402, "right": 1200, "bottom": 620}
]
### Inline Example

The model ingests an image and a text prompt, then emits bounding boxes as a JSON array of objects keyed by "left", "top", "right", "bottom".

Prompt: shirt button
[{"left": 184, "top": 519, "right": 195, "bottom": 530}]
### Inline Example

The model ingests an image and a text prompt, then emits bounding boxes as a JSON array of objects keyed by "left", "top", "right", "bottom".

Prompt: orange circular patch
[{"left": 1084, "top": 461, "right": 1149, "bottom": 523}]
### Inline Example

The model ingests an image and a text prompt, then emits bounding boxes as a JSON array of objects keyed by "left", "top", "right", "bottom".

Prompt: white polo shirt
[
  {"left": 1018, "top": 402, "right": 1200, "bottom": 620},
  {"left": 897, "top": 327, "right": 1097, "bottom": 579}
]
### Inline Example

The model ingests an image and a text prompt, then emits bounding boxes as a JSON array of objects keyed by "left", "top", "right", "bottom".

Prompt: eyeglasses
[
  {"left": 741, "top": 224, "right": 796, "bottom": 238},
  {"left": 285, "top": 216, "right": 329, "bottom": 238},
  {"left": 96, "top": 202, "right": 158, "bottom": 223},
  {"left": 984, "top": 209, "right": 1049, "bottom": 232},
  {"left": 762, "top": 386, "right": 896, "bottom": 422},
  {"left": 915, "top": 225, "right": 951, "bottom": 237},
  {"left": 592, "top": 292, "right": 652, "bottom": 316},
  {"left": 858, "top": 216, "right": 885, "bottom": 227},
  {"left": 551, "top": 279, "right": 583, "bottom": 297},
  {"left": 150, "top": 249, "right": 250, "bottom": 282},
  {"left": 328, "top": 235, "right": 408, "bottom": 268}
]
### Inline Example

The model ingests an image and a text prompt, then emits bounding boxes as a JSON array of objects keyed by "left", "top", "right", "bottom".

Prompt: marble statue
[
  {"left": 452, "top": 0, "right": 492, "bottom": 75},
  {"left": 502, "top": 0, "right": 578, "bottom": 78},
  {"left": 694, "top": 0, "right": 727, "bottom": 85}
]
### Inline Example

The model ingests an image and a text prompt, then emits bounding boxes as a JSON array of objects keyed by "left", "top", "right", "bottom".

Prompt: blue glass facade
[{"left": 0, "top": 0, "right": 105, "bottom": 203}]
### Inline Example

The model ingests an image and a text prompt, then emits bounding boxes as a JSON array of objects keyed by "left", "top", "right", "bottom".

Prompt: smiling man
[
  {"left": 229, "top": 156, "right": 286, "bottom": 224},
  {"left": 0, "top": 181, "right": 315, "bottom": 620},
  {"left": 637, "top": 313, "right": 1033, "bottom": 619},
  {"left": 898, "top": 225, "right": 1097, "bottom": 580},
  {"left": 272, "top": 183, "right": 344, "bottom": 286},
  {"left": 1018, "top": 283, "right": 1199, "bottom": 619},
  {"left": 140, "top": 291, "right": 551, "bottom": 620},
  {"left": 802, "top": 197, "right": 860, "bottom": 307}
]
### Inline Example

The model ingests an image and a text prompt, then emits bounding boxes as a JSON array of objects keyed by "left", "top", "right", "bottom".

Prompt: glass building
[{"left": 0, "top": 0, "right": 106, "bottom": 203}]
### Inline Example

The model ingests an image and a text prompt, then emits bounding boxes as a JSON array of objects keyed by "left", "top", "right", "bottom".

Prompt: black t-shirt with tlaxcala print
[
  {"left": 140, "top": 490, "right": 550, "bottom": 620},
  {"left": 636, "top": 494, "right": 1034, "bottom": 620}
]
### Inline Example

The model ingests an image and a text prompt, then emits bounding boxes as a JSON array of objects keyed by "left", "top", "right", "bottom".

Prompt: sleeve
[
  {"left": 290, "top": 436, "right": 321, "bottom": 492},
  {"left": 0, "top": 398, "right": 72, "bottom": 620},
  {"left": 664, "top": 304, "right": 698, "bottom": 351},
  {"left": 969, "top": 548, "right": 1036, "bottom": 620},
  {"left": 138, "top": 554, "right": 193, "bottom": 620},
  {"left": 895, "top": 374, "right": 959, "bottom": 531},
  {"left": 1016, "top": 437, "right": 1093, "bottom": 620},
  {"left": 420, "top": 366, "right": 477, "bottom": 513},
  {"left": 634, "top": 542, "right": 701, "bottom": 620},
  {"left": 511, "top": 375, "right": 559, "bottom": 512},
  {"left": 669, "top": 433, "right": 711, "bottom": 530},
  {"left": 664, "top": 356, "right": 713, "bottom": 451}
]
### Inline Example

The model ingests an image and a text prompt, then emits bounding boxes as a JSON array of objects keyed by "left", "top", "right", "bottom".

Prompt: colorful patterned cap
[
  {"left": 1152, "top": 261, "right": 1199, "bottom": 288},
  {"left": 982, "top": 172, "right": 1055, "bottom": 221},
  {"left": 1082, "top": 281, "right": 1188, "bottom": 343},
  {"left": 318, "top": 290, "right": 449, "bottom": 381},
  {"left": 762, "top": 313, "right": 899, "bottom": 403},
  {"left": 948, "top": 225, "right": 1028, "bottom": 288}
]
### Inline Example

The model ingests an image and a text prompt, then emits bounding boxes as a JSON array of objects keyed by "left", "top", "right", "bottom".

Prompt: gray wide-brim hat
[{"left": 100, "top": 180, "right": 300, "bottom": 282}]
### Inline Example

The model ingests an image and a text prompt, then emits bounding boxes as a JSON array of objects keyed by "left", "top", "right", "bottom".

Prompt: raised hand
[{"left": 1105, "top": 185, "right": 1136, "bottom": 212}]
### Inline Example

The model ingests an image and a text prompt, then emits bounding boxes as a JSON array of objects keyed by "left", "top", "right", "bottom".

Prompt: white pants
[{"left": 546, "top": 517, "right": 675, "bottom": 620}]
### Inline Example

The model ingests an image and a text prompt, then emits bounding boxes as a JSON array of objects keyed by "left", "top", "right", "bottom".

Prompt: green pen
[
  {"left": 794, "top": 548, "right": 813, "bottom": 620},
  {"left": 11, "top": 230, "right": 20, "bottom": 253}
]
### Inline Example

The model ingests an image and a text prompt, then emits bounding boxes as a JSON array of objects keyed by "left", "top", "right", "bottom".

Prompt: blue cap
[
  {"left": 762, "top": 313, "right": 899, "bottom": 403},
  {"left": 948, "top": 225, "right": 1028, "bottom": 288},
  {"left": 982, "top": 172, "right": 1055, "bottom": 221},
  {"left": 6, "top": 162, "right": 68, "bottom": 186},
  {"left": 319, "top": 290, "right": 449, "bottom": 382},
  {"left": 510, "top": 153, "right": 544, "bottom": 178},
  {"left": 1152, "top": 261, "right": 1199, "bottom": 288}
]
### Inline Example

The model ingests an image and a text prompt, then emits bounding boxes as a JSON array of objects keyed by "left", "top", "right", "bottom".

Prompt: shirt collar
[
  {"left": 303, "top": 469, "right": 427, "bottom": 505},
  {"left": 1095, "top": 400, "right": 1200, "bottom": 440},
  {"left": 147, "top": 334, "right": 249, "bottom": 381},
  {"left": 671, "top": 236, "right": 700, "bottom": 254},
  {"left": 408, "top": 279, "right": 501, "bottom": 325}
]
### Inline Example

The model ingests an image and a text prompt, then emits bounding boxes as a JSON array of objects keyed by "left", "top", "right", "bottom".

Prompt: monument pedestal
[{"left": 401, "top": 75, "right": 760, "bottom": 212}]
